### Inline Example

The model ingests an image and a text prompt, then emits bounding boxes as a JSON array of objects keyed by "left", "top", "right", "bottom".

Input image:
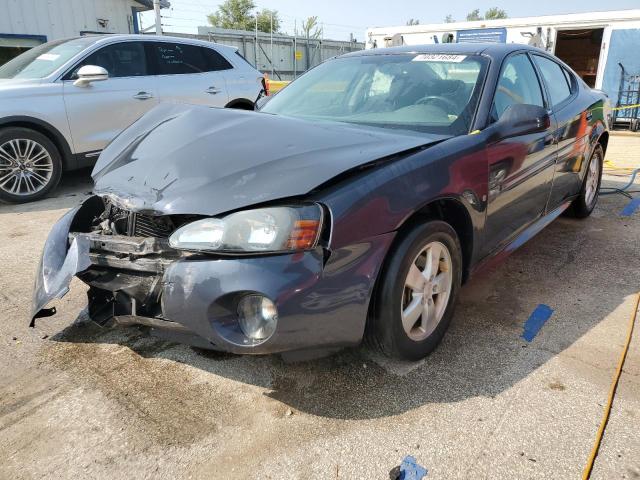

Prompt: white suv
[{"left": 0, "top": 34, "right": 265, "bottom": 203}]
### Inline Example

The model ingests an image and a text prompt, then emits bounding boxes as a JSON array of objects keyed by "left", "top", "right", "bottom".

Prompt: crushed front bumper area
[{"left": 31, "top": 197, "right": 391, "bottom": 354}]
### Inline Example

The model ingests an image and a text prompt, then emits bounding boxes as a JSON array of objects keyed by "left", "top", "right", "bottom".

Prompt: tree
[
  {"left": 465, "top": 7, "right": 508, "bottom": 22},
  {"left": 207, "top": 0, "right": 280, "bottom": 33},
  {"left": 444, "top": 14, "right": 455, "bottom": 23},
  {"left": 484, "top": 7, "right": 508, "bottom": 19},
  {"left": 207, "top": 0, "right": 255, "bottom": 30},
  {"left": 466, "top": 9, "right": 482, "bottom": 21},
  {"left": 256, "top": 8, "right": 280, "bottom": 33},
  {"left": 406, "top": 18, "right": 420, "bottom": 26},
  {"left": 300, "top": 16, "right": 322, "bottom": 39}
]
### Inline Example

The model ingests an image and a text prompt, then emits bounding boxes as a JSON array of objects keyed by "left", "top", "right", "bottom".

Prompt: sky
[{"left": 140, "top": 0, "right": 640, "bottom": 41}]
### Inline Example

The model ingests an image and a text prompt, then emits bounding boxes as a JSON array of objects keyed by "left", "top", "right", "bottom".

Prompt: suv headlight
[{"left": 169, "top": 204, "right": 323, "bottom": 253}]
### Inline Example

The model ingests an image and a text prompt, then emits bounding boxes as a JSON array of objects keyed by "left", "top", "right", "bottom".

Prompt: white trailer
[{"left": 366, "top": 9, "right": 640, "bottom": 102}]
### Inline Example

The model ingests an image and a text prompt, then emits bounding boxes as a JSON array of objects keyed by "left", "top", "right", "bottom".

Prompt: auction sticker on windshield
[
  {"left": 412, "top": 54, "right": 467, "bottom": 62},
  {"left": 37, "top": 54, "right": 60, "bottom": 61}
]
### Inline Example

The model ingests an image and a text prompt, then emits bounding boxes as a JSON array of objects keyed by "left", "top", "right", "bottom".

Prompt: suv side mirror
[
  {"left": 494, "top": 104, "right": 550, "bottom": 139},
  {"left": 73, "top": 65, "right": 109, "bottom": 87}
]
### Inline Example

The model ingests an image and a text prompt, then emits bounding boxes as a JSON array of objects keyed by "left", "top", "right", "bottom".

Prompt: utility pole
[
  {"left": 254, "top": 14, "right": 258, "bottom": 69},
  {"left": 320, "top": 22, "right": 324, "bottom": 62},
  {"left": 153, "top": 0, "right": 162, "bottom": 35},
  {"left": 270, "top": 12, "right": 274, "bottom": 77},
  {"left": 293, "top": 19, "right": 297, "bottom": 79}
]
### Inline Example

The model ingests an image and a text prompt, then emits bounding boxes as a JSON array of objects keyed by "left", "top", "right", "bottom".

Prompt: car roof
[
  {"left": 62, "top": 34, "right": 233, "bottom": 51},
  {"left": 340, "top": 42, "right": 546, "bottom": 59}
]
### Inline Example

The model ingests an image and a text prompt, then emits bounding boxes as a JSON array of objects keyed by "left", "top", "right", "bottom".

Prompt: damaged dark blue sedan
[{"left": 32, "top": 44, "right": 610, "bottom": 360}]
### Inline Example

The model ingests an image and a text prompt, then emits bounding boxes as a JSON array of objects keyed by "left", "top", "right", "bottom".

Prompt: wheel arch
[
  {"left": 0, "top": 116, "right": 74, "bottom": 169},
  {"left": 394, "top": 197, "right": 475, "bottom": 284},
  {"left": 224, "top": 99, "right": 255, "bottom": 110},
  {"left": 596, "top": 130, "right": 609, "bottom": 156},
  {"left": 364, "top": 196, "right": 475, "bottom": 348}
]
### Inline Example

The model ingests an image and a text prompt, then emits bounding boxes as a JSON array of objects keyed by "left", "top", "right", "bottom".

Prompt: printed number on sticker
[{"left": 412, "top": 54, "right": 467, "bottom": 63}]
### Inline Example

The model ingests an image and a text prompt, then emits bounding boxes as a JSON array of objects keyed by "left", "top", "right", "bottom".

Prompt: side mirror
[
  {"left": 73, "top": 65, "right": 109, "bottom": 87},
  {"left": 493, "top": 104, "right": 550, "bottom": 139}
]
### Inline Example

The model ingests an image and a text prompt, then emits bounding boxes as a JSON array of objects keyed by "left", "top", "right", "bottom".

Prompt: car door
[
  {"left": 62, "top": 41, "right": 158, "bottom": 158},
  {"left": 147, "top": 41, "right": 230, "bottom": 107},
  {"left": 531, "top": 54, "right": 587, "bottom": 210},
  {"left": 482, "top": 52, "right": 557, "bottom": 256}
]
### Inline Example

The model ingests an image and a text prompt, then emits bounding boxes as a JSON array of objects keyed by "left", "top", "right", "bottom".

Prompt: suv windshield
[
  {"left": 262, "top": 53, "right": 488, "bottom": 135},
  {"left": 0, "top": 37, "right": 97, "bottom": 79}
]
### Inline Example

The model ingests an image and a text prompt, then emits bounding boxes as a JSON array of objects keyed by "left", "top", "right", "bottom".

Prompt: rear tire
[
  {"left": 0, "top": 127, "right": 62, "bottom": 203},
  {"left": 368, "top": 221, "right": 462, "bottom": 360},
  {"left": 569, "top": 144, "right": 603, "bottom": 219}
]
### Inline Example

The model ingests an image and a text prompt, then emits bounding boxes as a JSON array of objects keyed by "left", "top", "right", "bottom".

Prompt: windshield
[
  {"left": 0, "top": 37, "right": 96, "bottom": 79},
  {"left": 262, "top": 53, "right": 489, "bottom": 135}
]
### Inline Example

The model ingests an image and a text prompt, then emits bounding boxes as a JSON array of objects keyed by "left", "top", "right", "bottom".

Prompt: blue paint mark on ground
[
  {"left": 621, "top": 198, "right": 640, "bottom": 217},
  {"left": 399, "top": 456, "right": 428, "bottom": 479},
  {"left": 522, "top": 304, "right": 554, "bottom": 342}
]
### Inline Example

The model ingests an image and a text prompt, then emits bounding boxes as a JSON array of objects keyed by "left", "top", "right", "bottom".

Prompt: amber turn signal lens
[{"left": 286, "top": 220, "right": 320, "bottom": 250}]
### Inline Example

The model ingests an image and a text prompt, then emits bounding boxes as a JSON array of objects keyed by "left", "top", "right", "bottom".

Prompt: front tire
[
  {"left": 0, "top": 127, "right": 62, "bottom": 204},
  {"left": 368, "top": 221, "right": 462, "bottom": 360},
  {"left": 569, "top": 144, "right": 603, "bottom": 218}
]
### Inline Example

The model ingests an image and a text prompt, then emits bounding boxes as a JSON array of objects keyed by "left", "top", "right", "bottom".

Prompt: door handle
[
  {"left": 206, "top": 86, "right": 221, "bottom": 95},
  {"left": 133, "top": 91, "right": 153, "bottom": 100}
]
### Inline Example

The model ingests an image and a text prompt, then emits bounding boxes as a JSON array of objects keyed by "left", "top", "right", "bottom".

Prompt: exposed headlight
[{"left": 169, "top": 204, "right": 323, "bottom": 253}]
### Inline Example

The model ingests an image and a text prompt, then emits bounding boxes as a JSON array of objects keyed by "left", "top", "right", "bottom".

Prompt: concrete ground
[{"left": 0, "top": 135, "right": 639, "bottom": 480}]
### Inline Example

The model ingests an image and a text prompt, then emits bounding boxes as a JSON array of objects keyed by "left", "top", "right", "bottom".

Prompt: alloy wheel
[
  {"left": 401, "top": 241, "right": 453, "bottom": 341},
  {"left": 584, "top": 151, "right": 601, "bottom": 208},
  {"left": 0, "top": 138, "right": 54, "bottom": 197}
]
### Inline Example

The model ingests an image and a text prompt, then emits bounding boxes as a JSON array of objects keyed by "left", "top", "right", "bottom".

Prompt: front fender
[{"left": 31, "top": 207, "right": 91, "bottom": 325}]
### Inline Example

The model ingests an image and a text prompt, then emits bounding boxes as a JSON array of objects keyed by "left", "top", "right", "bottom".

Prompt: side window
[
  {"left": 491, "top": 53, "right": 544, "bottom": 122},
  {"left": 67, "top": 42, "right": 147, "bottom": 79},
  {"left": 202, "top": 47, "right": 233, "bottom": 71},
  {"left": 533, "top": 55, "right": 572, "bottom": 107},
  {"left": 151, "top": 42, "right": 211, "bottom": 75}
]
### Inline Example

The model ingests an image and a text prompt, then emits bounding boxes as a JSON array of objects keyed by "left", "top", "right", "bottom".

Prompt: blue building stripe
[{"left": 522, "top": 304, "right": 554, "bottom": 342}]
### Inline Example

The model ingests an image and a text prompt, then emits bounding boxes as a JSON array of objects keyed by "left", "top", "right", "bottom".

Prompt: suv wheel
[
  {"left": 368, "top": 221, "right": 462, "bottom": 360},
  {"left": 0, "top": 127, "right": 62, "bottom": 203}
]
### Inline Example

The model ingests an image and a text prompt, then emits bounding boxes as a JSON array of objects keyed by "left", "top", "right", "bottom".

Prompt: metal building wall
[
  {"left": 0, "top": 0, "right": 142, "bottom": 41},
  {"left": 193, "top": 27, "right": 364, "bottom": 80}
]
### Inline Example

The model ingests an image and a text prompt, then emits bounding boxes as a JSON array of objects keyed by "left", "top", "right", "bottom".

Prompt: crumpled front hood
[{"left": 93, "top": 103, "right": 448, "bottom": 216}]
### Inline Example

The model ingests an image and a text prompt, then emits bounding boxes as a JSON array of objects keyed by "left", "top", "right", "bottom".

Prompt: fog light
[{"left": 237, "top": 295, "right": 278, "bottom": 341}]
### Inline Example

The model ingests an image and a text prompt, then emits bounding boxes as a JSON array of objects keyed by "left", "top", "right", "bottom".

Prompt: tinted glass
[
  {"left": 262, "top": 53, "right": 489, "bottom": 135},
  {"left": 151, "top": 43, "right": 222, "bottom": 74},
  {"left": 0, "top": 37, "right": 97, "bottom": 79},
  {"left": 203, "top": 48, "right": 232, "bottom": 71},
  {"left": 68, "top": 42, "right": 147, "bottom": 78},
  {"left": 533, "top": 55, "right": 572, "bottom": 107},
  {"left": 492, "top": 54, "right": 544, "bottom": 122}
]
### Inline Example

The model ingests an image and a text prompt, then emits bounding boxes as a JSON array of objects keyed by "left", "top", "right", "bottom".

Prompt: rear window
[{"left": 149, "top": 42, "right": 231, "bottom": 75}]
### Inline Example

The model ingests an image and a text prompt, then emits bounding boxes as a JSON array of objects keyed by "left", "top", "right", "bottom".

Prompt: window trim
[
  {"left": 530, "top": 53, "right": 578, "bottom": 113},
  {"left": 486, "top": 50, "right": 548, "bottom": 125}
]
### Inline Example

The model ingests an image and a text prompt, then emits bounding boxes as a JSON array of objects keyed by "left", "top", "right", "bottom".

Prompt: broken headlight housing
[{"left": 168, "top": 204, "right": 323, "bottom": 253}]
